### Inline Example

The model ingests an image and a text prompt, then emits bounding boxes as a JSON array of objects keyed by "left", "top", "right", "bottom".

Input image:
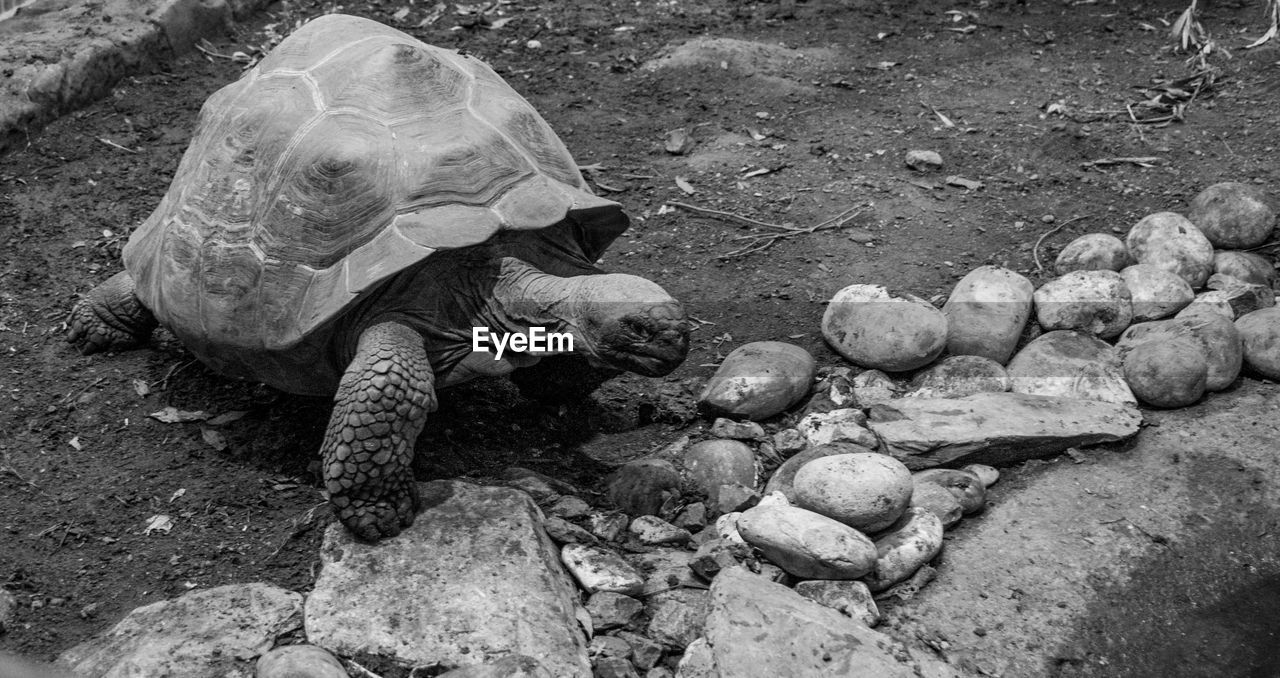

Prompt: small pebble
[
  {"left": 561, "top": 544, "right": 645, "bottom": 595},
  {"left": 713, "top": 512, "right": 744, "bottom": 543},
  {"left": 690, "top": 538, "right": 752, "bottom": 580},
  {"left": 586, "top": 592, "right": 645, "bottom": 631},
  {"left": 771, "top": 428, "right": 807, "bottom": 454},
  {"left": 794, "top": 580, "right": 880, "bottom": 627},
  {"left": 542, "top": 516, "right": 597, "bottom": 545},
  {"left": 672, "top": 503, "right": 707, "bottom": 531},
  {"left": 711, "top": 483, "right": 760, "bottom": 516},
  {"left": 629, "top": 516, "right": 692, "bottom": 545},
  {"left": 547, "top": 495, "right": 591, "bottom": 519},
  {"left": 256, "top": 644, "right": 348, "bottom": 678},
  {"left": 588, "top": 512, "right": 631, "bottom": 542},
  {"left": 615, "top": 630, "right": 664, "bottom": 670},
  {"left": 710, "top": 418, "right": 766, "bottom": 440},
  {"left": 796, "top": 409, "right": 877, "bottom": 448},
  {"left": 682, "top": 440, "right": 758, "bottom": 496},
  {"left": 589, "top": 634, "right": 633, "bottom": 659},
  {"left": 607, "top": 458, "right": 682, "bottom": 518},
  {"left": 905, "top": 149, "right": 943, "bottom": 172},
  {"left": 593, "top": 656, "right": 640, "bottom": 678}
]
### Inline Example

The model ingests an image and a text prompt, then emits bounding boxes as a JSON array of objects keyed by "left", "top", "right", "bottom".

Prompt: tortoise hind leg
[
  {"left": 67, "top": 271, "right": 158, "bottom": 354},
  {"left": 323, "top": 321, "right": 436, "bottom": 541}
]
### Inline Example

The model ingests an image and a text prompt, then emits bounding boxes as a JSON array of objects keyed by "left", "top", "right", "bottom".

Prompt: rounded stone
[
  {"left": 1214, "top": 250, "right": 1278, "bottom": 287},
  {"left": 697, "top": 341, "right": 817, "bottom": 421},
  {"left": 822, "top": 284, "right": 948, "bottom": 372},
  {"left": 1121, "top": 336, "right": 1208, "bottom": 408},
  {"left": 256, "top": 644, "right": 348, "bottom": 678},
  {"left": 905, "top": 355, "right": 1010, "bottom": 398},
  {"left": 1121, "top": 264, "right": 1194, "bottom": 322},
  {"left": 681, "top": 440, "right": 757, "bottom": 496},
  {"left": 792, "top": 452, "right": 913, "bottom": 533},
  {"left": 1125, "top": 211, "right": 1215, "bottom": 288},
  {"left": 1054, "top": 233, "right": 1130, "bottom": 274},
  {"left": 1236, "top": 307, "right": 1280, "bottom": 380},
  {"left": 1033, "top": 269, "right": 1133, "bottom": 339},
  {"left": 736, "top": 504, "right": 877, "bottom": 579},
  {"left": 1188, "top": 182, "right": 1277, "bottom": 249}
]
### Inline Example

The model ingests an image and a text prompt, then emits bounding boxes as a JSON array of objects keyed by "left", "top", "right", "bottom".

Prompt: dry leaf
[
  {"left": 131, "top": 379, "right": 151, "bottom": 397},
  {"left": 170, "top": 488, "right": 186, "bottom": 502},
  {"left": 143, "top": 514, "right": 174, "bottom": 535},
  {"left": 149, "top": 407, "right": 210, "bottom": 424},
  {"left": 945, "top": 176, "right": 985, "bottom": 190},
  {"left": 675, "top": 177, "right": 696, "bottom": 195},
  {"left": 206, "top": 410, "right": 248, "bottom": 426},
  {"left": 201, "top": 427, "right": 228, "bottom": 451},
  {"left": 487, "top": 16, "right": 515, "bottom": 30}
]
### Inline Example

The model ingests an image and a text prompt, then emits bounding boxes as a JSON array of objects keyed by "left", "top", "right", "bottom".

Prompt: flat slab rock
[
  {"left": 56, "top": 583, "right": 303, "bottom": 678},
  {"left": 306, "top": 480, "right": 590, "bottom": 677},
  {"left": 867, "top": 392, "right": 1142, "bottom": 468},
  {"left": 677, "top": 567, "right": 951, "bottom": 678}
]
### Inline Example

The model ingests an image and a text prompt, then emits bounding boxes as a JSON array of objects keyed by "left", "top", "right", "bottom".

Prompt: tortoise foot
[
  {"left": 332, "top": 478, "right": 420, "bottom": 541},
  {"left": 67, "top": 271, "right": 157, "bottom": 354},
  {"left": 322, "top": 320, "right": 436, "bottom": 542}
]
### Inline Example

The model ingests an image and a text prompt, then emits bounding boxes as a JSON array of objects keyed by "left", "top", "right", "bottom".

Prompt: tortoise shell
[{"left": 123, "top": 14, "right": 626, "bottom": 388}]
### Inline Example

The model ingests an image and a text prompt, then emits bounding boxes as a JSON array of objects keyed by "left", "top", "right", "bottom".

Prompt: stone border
[{"left": 0, "top": 0, "right": 270, "bottom": 154}]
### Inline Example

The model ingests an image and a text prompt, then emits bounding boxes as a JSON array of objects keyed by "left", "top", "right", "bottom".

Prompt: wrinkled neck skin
[{"left": 338, "top": 248, "right": 595, "bottom": 381}]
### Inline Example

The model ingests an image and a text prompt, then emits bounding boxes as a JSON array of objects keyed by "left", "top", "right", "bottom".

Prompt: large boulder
[
  {"left": 865, "top": 392, "right": 1142, "bottom": 468},
  {"left": 305, "top": 481, "right": 590, "bottom": 677},
  {"left": 57, "top": 584, "right": 303, "bottom": 678},
  {"left": 676, "top": 567, "right": 949, "bottom": 677}
]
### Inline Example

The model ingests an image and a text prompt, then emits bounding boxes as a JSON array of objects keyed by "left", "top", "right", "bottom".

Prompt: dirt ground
[{"left": 2, "top": 0, "right": 1278, "bottom": 673}]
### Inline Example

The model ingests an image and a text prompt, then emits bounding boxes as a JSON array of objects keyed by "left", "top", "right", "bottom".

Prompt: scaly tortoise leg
[
  {"left": 66, "top": 271, "right": 158, "bottom": 354},
  {"left": 323, "top": 320, "right": 436, "bottom": 541}
]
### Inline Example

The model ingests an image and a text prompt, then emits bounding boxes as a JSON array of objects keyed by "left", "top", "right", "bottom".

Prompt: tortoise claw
[{"left": 334, "top": 480, "right": 419, "bottom": 542}]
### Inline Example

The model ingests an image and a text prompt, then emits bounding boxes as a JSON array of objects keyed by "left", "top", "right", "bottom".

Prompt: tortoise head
[{"left": 573, "top": 274, "right": 692, "bottom": 377}]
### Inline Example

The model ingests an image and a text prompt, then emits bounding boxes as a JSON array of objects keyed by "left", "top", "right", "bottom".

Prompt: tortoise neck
[{"left": 488, "top": 257, "right": 586, "bottom": 331}]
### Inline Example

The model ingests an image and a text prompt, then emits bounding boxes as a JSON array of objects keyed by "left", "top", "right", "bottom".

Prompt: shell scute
[{"left": 256, "top": 112, "right": 397, "bottom": 269}]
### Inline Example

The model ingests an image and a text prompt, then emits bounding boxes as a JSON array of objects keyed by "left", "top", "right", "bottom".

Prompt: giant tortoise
[{"left": 67, "top": 14, "right": 691, "bottom": 541}]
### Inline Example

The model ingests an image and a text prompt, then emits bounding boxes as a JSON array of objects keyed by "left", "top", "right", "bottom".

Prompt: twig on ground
[
  {"left": 98, "top": 138, "right": 138, "bottom": 154},
  {"left": 1080, "top": 157, "right": 1161, "bottom": 169},
  {"left": 1032, "top": 214, "right": 1090, "bottom": 276},
  {"left": 723, "top": 205, "right": 865, "bottom": 258},
  {"left": 60, "top": 377, "right": 106, "bottom": 405},
  {"left": 667, "top": 201, "right": 806, "bottom": 232},
  {"left": 151, "top": 359, "right": 198, "bottom": 390},
  {"left": 344, "top": 659, "right": 385, "bottom": 678},
  {"left": 669, "top": 201, "right": 866, "bottom": 259}
]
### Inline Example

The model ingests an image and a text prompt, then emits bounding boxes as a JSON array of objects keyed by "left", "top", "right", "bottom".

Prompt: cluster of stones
[{"left": 821, "top": 181, "right": 1279, "bottom": 411}]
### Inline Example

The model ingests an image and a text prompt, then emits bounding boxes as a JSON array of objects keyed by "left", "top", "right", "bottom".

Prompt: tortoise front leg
[
  {"left": 67, "top": 271, "right": 158, "bottom": 354},
  {"left": 323, "top": 321, "right": 436, "bottom": 541}
]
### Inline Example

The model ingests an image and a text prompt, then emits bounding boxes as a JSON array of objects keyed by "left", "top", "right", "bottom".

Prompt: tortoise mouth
[{"left": 593, "top": 305, "right": 693, "bottom": 377}]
